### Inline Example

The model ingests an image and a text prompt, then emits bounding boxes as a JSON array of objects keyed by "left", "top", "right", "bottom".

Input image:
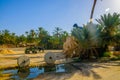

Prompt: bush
[{"left": 103, "top": 52, "right": 111, "bottom": 57}]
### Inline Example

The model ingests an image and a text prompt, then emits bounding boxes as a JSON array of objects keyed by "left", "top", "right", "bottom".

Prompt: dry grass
[
  {"left": 63, "top": 36, "right": 80, "bottom": 57},
  {"left": 0, "top": 49, "right": 15, "bottom": 54}
]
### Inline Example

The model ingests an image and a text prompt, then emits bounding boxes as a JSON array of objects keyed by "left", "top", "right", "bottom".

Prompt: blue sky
[{"left": 0, "top": 0, "right": 120, "bottom": 35}]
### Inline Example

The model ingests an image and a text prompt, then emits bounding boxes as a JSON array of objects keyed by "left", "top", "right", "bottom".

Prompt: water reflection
[
  {"left": 56, "top": 64, "right": 65, "bottom": 72},
  {"left": 17, "top": 68, "right": 30, "bottom": 79},
  {"left": 2, "top": 64, "right": 66, "bottom": 79}
]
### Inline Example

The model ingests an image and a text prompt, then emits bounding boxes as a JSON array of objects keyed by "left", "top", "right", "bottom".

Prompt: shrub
[{"left": 103, "top": 52, "right": 111, "bottom": 57}]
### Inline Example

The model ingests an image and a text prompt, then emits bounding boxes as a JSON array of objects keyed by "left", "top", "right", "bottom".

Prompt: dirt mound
[{"left": 0, "top": 49, "right": 16, "bottom": 54}]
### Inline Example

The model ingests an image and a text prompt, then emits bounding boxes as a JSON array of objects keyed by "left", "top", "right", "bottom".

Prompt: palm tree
[
  {"left": 53, "top": 27, "right": 62, "bottom": 37},
  {"left": 25, "top": 31, "right": 28, "bottom": 37},
  {"left": 30, "top": 29, "right": 35, "bottom": 38},
  {"left": 38, "top": 27, "right": 48, "bottom": 38},
  {"left": 96, "top": 13, "right": 120, "bottom": 50},
  {"left": 27, "top": 29, "right": 36, "bottom": 43},
  {"left": 2, "top": 29, "right": 11, "bottom": 44},
  {"left": 37, "top": 27, "right": 49, "bottom": 48},
  {"left": 71, "top": 24, "right": 100, "bottom": 59}
]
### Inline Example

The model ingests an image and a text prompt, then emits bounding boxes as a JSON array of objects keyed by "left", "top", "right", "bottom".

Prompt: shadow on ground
[{"left": 33, "top": 61, "right": 120, "bottom": 80}]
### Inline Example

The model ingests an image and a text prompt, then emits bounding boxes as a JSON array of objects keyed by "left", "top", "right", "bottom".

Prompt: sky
[{"left": 0, "top": 0, "right": 120, "bottom": 35}]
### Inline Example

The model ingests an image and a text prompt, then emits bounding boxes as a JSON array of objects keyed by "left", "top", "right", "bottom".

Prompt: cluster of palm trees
[
  {"left": 71, "top": 12, "right": 120, "bottom": 59},
  {"left": 0, "top": 30, "right": 16, "bottom": 45},
  {"left": 70, "top": 0, "right": 120, "bottom": 59},
  {"left": 0, "top": 27, "right": 68, "bottom": 49}
]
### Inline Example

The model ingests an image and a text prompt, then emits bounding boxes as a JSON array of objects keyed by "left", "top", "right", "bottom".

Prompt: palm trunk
[{"left": 90, "top": 0, "right": 97, "bottom": 22}]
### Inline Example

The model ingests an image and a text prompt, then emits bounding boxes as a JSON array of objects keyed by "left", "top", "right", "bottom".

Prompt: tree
[
  {"left": 25, "top": 31, "right": 28, "bottom": 37},
  {"left": 0, "top": 29, "right": 17, "bottom": 47},
  {"left": 71, "top": 23, "right": 100, "bottom": 59},
  {"left": 37, "top": 27, "right": 49, "bottom": 38},
  {"left": 96, "top": 13, "right": 120, "bottom": 49},
  {"left": 1, "top": 30, "right": 11, "bottom": 44},
  {"left": 30, "top": 29, "right": 36, "bottom": 38},
  {"left": 53, "top": 27, "right": 62, "bottom": 37},
  {"left": 16, "top": 34, "right": 27, "bottom": 45},
  {"left": 61, "top": 31, "right": 69, "bottom": 41},
  {"left": 37, "top": 27, "right": 50, "bottom": 48},
  {"left": 59, "top": 31, "right": 69, "bottom": 48},
  {"left": 27, "top": 29, "right": 36, "bottom": 43},
  {"left": 48, "top": 36, "right": 60, "bottom": 49}
]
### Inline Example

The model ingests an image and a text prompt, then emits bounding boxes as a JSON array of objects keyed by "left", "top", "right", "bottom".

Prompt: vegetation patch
[{"left": 103, "top": 52, "right": 112, "bottom": 57}]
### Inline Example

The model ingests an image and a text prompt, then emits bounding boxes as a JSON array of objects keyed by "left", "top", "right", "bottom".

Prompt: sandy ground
[
  {"left": 33, "top": 61, "right": 120, "bottom": 80},
  {"left": 0, "top": 48, "right": 120, "bottom": 80},
  {"left": 0, "top": 48, "right": 64, "bottom": 69}
]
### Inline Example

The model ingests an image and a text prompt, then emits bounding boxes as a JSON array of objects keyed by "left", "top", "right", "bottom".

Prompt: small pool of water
[{"left": 2, "top": 64, "right": 68, "bottom": 80}]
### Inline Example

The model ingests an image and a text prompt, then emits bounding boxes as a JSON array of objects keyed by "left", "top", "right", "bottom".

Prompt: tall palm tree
[
  {"left": 25, "top": 31, "right": 28, "bottom": 37},
  {"left": 53, "top": 27, "right": 62, "bottom": 37},
  {"left": 30, "top": 29, "right": 35, "bottom": 38},
  {"left": 37, "top": 27, "right": 49, "bottom": 48},
  {"left": 38, "top": 27, "right": 48, "bottom": 38}
]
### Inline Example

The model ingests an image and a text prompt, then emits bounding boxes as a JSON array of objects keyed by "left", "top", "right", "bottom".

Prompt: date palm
[
  {"left": 25, "top": 31, "right": 28, "bottom": 37},
  {"left": 71, "top": 23, "right": 100, "bottom": 59},
  {"left": 53, "top": 27, "right": 62, "bottom": 37},
  {"left": 96, "top": 13, "right": 120, "bottom": 48},
  {"left": 37, "top": 27, "right": 49, "bottom": 48},
  {"left": 38, "top": 27, "right": 48, "bottom": 38},
  {"left": 30, "top": 29, "right": 35, "bottom": 38}
]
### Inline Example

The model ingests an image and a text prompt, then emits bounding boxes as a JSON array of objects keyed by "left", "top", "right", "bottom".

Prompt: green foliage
[
  {"left": 103, "top": 52, "right": 111, "bottom": 57},
  {"left": 72, "top": 23, "right": 100, "bottom": 48},
  {"left": 53, "top": 27, "right": 62, "bottom": 37},
  {"left": 16, "top": 35, "right": 27, "bottom": 44},
  {"left": 48, "top": 28, "right": 69, "bottom": 49},
  {"left": 0, "top": 27, "right": 69, "bottom": 49},
  {"left": 71, "top": 23, "right": 100, "bottom": 59},
  {"left": 96, "top": 13, "right": 120, "bottom": 28},
  {"left": 37, "top": 27, "right": 50, "bottom": 48},
  {"left": 0, "top": 29, "right": 17, "bottom": 45},
  {"left": 1, "top": 12, "right": 119, "bottom": 51},
  {"left": 96, "top": 13, "right": 120, "bottom": 47}
]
